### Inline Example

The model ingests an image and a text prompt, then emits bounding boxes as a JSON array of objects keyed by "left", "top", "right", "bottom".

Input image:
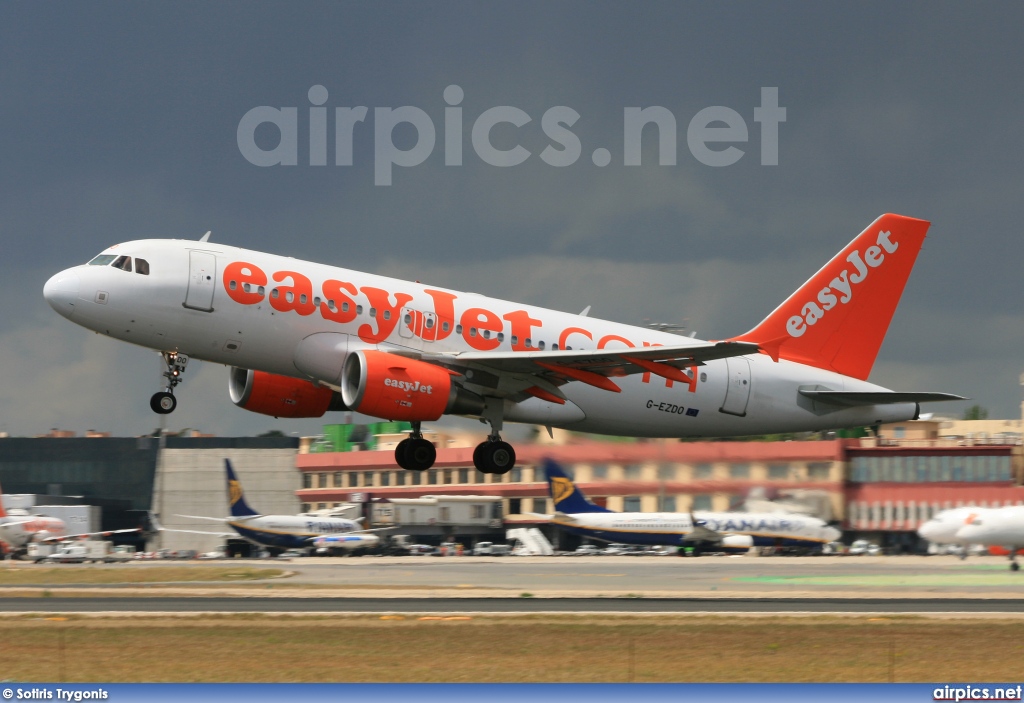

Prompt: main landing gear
[
  {"left": 472, "top": 400, "right": 516, "bottom": 475},
  {"left": 150, "top": 351, "right": 188, "bottom": 415},
  {"left": 1009, "top": 549, "right": 1020, "bottom": 572},
  {"left": 393, "top": 402, "right": 517, "bottom": 476},
  {"left": 473, "top": 436, "right": 516, "bottom": 475},
  {"left": 395, "top": 422, "right": 437, "bottom": 472}
]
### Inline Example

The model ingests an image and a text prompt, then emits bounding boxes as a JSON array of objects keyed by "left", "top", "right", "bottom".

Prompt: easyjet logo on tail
[{"left": 786, "top": 229, "right": 899, "bottom": 338}]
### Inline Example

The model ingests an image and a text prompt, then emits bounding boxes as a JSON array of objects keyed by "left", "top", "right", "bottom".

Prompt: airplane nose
[
  {"left": 917, "top": 522, "right": 937, "bottom": 541},
  {"left": 43, "top": 271, "right": 80, "bottom": 318}
]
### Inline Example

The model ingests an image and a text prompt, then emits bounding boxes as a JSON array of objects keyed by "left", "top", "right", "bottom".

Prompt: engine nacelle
[
  {"left": 341, "top": 350, "right": 480, "bottom": 422},
  {"left": 229, "top": 367, "right": 343, "bottom": 418},
  {"left": 720, "top": 534, "right": 755, "bottom": 551}
]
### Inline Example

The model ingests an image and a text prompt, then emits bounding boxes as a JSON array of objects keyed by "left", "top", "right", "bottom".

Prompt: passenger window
[
  {"left": 229, "top": 281, "right": 237, "bottom": 290},
  {"left": 383, "top": 310, "right": 391, "bottom": 321},
  {"left": 340, "top": 302, "right": 348, "bottom": 312},
  {"left": 356, "top": 305, "right": 364, "bottom": 315},
  {"left": 112, "top": 255, "right": 132, "bottom": 272},
  {"left": 88, "top": 254, "right": 117, "bottom": 266},
  {"left": 135, "top": 258, "right": 150, "bottom": 275}
]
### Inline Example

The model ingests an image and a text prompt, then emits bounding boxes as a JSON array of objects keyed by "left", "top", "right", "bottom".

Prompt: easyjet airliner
[{"left": 43, "top": 214, "right": 962, "bottom": 474}]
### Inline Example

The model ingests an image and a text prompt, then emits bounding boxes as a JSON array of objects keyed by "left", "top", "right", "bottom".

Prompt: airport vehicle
[
  {"left": 168, "top": 460, "right": 383, "bottom": 554},
  {"left": 544, "top": 459, "right": 841, "bottom": 553},
  {"left": 954, "top": 506, "right": 1024, "bottom": 571},
  {"left": 0, "top": 481, "right": 140, "bottom": 557},
  {"left": 472, "top": 542, "right": 511, "bottom": 556},
  {"left": 44, "top": 214, "right": 962, "bottom": 475},
  {"left": 39, "top": 540, "right": 115, "bottom": 564},
  {"left": 573, "top": 544, "right": 601, "bottom": 556}
]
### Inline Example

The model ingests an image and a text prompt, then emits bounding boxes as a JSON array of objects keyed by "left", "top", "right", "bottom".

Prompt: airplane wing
[
  {"left": 417, "top": 341, "right": 759, "bottom": 399},
  {"left": 681, "top": 514, "right": 724, "bottom": 544},
  {"left": 173, "top": 514, "right": 263, "bottom": 522},
  {"left": 39, "top": 528, "right": 142, "bottom": 543},
  {"left": 798, "top": 391, "right": 966, "bottom": 407},
  {"left": 158, "top": 527, "right": 235, "bottom": 537}
]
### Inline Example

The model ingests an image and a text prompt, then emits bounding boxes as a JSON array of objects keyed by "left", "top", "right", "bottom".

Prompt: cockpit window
[
  {"left": 112, "top": 255, "right": 132, "bottom": 272},
  {"left": 88, "top": 254, "right": 117, "bottom": 266},
  {"left": 135, "top": 258, "right": 150, "bottom": 275}
]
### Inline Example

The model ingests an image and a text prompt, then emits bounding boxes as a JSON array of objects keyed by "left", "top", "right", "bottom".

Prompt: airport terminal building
[
  {"left": 0, "top": 435, "right": 299, "bottom": 553},
  {"left": 1, "top": 416, "right": 1021, "bottom": 554}
]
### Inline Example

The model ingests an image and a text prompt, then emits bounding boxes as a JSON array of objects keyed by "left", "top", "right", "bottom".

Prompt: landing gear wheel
[
  {"left": 395, "top": 438, "right": 413, "bottom": 470},
  {"left": 405, "top": 438, "right": 436, "bottom": 471},
  {"left": 150, "top": 392, "right": 176, "bottom": 414},
  {"left": 474, "top": 440, "right": 516, "bottom": 475},
  {"left": 1011, "top": 561, "right": 1020, "bottom": 572},
  {"left": 473, "top": 442, "right": 489, "bottom": 474}
]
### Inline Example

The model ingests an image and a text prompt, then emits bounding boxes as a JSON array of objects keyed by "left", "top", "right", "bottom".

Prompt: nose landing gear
[{"left": 150, "top": 351, "right": 188, "bottom": 415}]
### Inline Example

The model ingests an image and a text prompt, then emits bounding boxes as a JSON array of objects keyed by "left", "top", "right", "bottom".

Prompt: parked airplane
[
  {"left": 954, "top": 506, "right": 1024, "bottom": 571},
  {"left": 916, "top": 506, "right": 995, "bottom": 557},
  {"left": 543, "top": 459, "right": 841, "bottom": 553},
  {"left": 0, "top": 481, "right": 141, "bottom": 556},
  {"left": 44, "top": 214, "right": 962, "bottom": 474},
  {"left": 168, "top": 460, "right": 381, "bottom": 553}
]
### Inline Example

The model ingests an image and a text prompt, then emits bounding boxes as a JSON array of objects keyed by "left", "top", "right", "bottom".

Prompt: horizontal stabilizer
[{"left": 798, "top": 390, "right": 966, "bottom": 407}]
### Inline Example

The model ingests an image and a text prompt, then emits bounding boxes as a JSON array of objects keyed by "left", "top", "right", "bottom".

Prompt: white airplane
[
  {"left": 43, "top": 213, "right": 962, "bottom": 474},
  {"left": 916, "top": 506, "right": 995, "bottom": 556},
  {"left": 954, "top": 506, "right": 1024, "bottom": 571},
  {"left": 168, "top": 460, "right": 380, "bottom": 554},
  {"left": 544, "top": 459, "right": 841, "bottom": 553},
  {"left": 0, "top": 481, "right": 143, "bottom": 557}
]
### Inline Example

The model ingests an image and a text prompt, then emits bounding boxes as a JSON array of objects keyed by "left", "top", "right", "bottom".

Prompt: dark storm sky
[{"left": 1, "top": 2, "right": 1021, "bottom": 436}]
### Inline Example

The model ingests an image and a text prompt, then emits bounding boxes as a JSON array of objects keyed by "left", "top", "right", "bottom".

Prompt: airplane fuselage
[
  {"left": 554, "top": 511, "right": 841, "bottom": 549},
  {"left": 0, "top": 516, "right": 67, "bottom": 551},
  {"left": 43, "top": 238, "right": 917, "bottom": 436},
  {"left": 227, "top": 514, "right": 363, "bottom": 551}
]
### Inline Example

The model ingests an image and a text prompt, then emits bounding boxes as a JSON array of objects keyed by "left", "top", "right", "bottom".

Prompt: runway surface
[
  {"left": 4, "top": 555, "right": 1024, "bottom": 614},
  {"left": 4, "top": 596, "right": 1024, "bottom": 613}
]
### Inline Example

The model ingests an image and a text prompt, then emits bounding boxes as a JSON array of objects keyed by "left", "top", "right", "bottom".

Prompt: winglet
[
  {"left": 199, "top": 231, "right": 212, "bottom": 243},
  {"left": 543, "top": 458, "right": 612, "bottom": 514},
  {"left": 225, "top": 460, "right": 259, "bottom": 517},
  {"left": 732, "top": 214, "right": 930, "bottom": 380}
]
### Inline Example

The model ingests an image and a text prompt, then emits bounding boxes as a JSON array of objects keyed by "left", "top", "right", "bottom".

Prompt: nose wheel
[
  {"left": 150, "top": 392, "right": 177, "bottom": 414},
  {"left": 150, "top": 351, "right": 188, "bottom": 415}
]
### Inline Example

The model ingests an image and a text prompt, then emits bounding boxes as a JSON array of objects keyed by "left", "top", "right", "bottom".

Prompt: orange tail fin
[
  {"left": 732, "top": 213, "right": 930, "bottom": 380},
  {"left": 0, "top": 479, "right": 6, "bottom": 518}
]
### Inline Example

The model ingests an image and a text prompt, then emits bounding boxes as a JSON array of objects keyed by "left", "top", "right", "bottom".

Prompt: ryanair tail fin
[
  {"left": 732, "top": 213, "right": 930, "bottom": 381},
  {"left": 225, "top": 460, "right": 259, "bottom": 518},
  {"left": 543, "top": 458, "right": 612, "bottom": 514}
]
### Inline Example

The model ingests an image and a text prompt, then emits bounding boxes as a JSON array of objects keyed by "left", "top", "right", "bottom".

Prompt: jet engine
[
  {"left": 341, "top": 350, "right": 484, "bottom": 422},
  {"left": 229, "top": 367, "right": 345, "bottom": 418},
  {"left": 720, "top": 535, "right": 755, "bottom": 550}
]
